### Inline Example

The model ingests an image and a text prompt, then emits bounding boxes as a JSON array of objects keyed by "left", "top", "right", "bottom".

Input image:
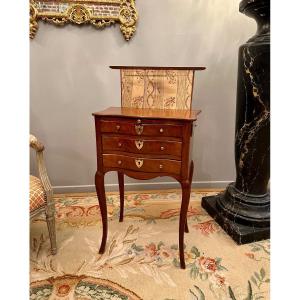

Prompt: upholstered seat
[{"left": 30, "top": 175, "right": 46, "bottom": 212}]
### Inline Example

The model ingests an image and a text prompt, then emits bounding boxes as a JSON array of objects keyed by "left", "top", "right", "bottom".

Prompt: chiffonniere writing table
[{"left": 93, "top": 66, "right": 205, "bottom": 269}]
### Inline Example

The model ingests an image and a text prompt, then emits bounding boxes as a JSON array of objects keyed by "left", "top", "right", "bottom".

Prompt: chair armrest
[
  {"left": 30, "top": 134, "right": 44, "bottom": 152},
  {"left": 30, "top": 134, "right": 53, "bottom": 200}
]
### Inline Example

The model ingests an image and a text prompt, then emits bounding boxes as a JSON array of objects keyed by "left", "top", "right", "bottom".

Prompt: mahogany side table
[{"left": 93, "top": 107, "right": 200, "bottom": 269}]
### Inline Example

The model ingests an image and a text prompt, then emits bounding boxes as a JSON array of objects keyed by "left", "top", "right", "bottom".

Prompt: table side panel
[{"left": 180, "top": 122, "right": 193, "bottom": 179}]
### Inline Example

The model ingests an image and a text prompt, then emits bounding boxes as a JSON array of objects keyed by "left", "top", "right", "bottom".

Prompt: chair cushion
[{"left": 30, "top": 175, "right": 46, "bottom": 212}]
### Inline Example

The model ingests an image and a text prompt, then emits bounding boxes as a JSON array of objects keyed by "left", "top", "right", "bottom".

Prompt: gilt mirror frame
[{"left": 30, "top": 0, "right": 138, "bottom": 41}]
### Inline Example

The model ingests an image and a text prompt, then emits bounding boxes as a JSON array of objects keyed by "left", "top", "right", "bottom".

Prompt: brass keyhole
[
  {"left": 135, "top": 140, "right": 144, "bottom": 150},
  {"left": 135, "top": 159, "right": 144, "bottom": 168},
  {"left": 135, "top": 125, "right": 143, "bottom": 135}
]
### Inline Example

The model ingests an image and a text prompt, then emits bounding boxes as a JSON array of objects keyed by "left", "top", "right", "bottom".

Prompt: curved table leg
[
  {"left": 118, "top": 172, "right": 125, "bottom": 222},
  {"left": 95, "top": 171, "right": 107, "bottom": 254},
  {"left": 179, "top": 161, "right": 194, "bottom": 269},
  {"left": 179, "top": 181, "right": 191, "bottom": 269},
  {"left": 185, "top": 161, "right": 194, "bottom": 233},
  {"left": 185, "top": 219, "right": 189, "bottom": 233}
]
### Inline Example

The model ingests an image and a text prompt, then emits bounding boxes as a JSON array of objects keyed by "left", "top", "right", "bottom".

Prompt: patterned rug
[{"left": 30, "top": 190, "right": 270, "bottom": 300}]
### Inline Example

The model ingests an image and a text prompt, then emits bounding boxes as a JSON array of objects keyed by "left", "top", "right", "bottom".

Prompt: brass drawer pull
[
  {"left": 116, "top": 125, "right": 120, "bottom": 131},
  {"left": 135, "top": 140, "right": 144, "bottom": 150},
  {"left": 118, "top": 160, "right": 122, "bottom": 165},
  {"left": 159, "top": 128, "right": 164, "bottom": 133},
  {"left": 135, "top": 125, "right": 143, "bottom": 135},
  {"left": 160, "top": 146, "right": 165, "bottom": 151},
  {"left": 118, "top": 142, "right": 122, "bottom": 147},
  {"left": 135, "top": 159, "right": 144, "bottom": 168},
  {"left": 159, "top": 164, "right": 163, "bottom": 169}
]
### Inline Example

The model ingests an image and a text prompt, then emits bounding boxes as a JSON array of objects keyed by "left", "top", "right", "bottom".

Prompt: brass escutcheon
[
  {"left": 135, "top": 125, "right": 143, "bottom": 135},
  {"left": 135, "top": 159, "right": 143, "bottom": 168},
  {"left": 135, "top": 140, "right": 143, "bottom": 150}
]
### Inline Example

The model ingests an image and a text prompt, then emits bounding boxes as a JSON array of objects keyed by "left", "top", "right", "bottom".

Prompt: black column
[{"left": 202, "top": 0, "right": 270, "bottom": 244}]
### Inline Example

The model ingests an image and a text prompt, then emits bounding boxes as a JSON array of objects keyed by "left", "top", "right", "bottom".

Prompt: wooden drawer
[
  {"left": 100, "top": 120, "right": 183, "bottom": 138},
  {"left": 102, "top": 135, "right": 182, "bottom": 158},
  {"left": 103, "top": 154, "right": 181, "bottom": 175}
]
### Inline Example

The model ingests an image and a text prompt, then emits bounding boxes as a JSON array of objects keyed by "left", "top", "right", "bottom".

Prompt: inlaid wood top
[{"left": 93, "top": 107, "right": 201, "bottom": 121}]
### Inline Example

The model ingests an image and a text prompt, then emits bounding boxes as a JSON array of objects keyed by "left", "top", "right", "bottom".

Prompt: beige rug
[{"left": 30, "top": 190, "right": 270, "bottom": 300}]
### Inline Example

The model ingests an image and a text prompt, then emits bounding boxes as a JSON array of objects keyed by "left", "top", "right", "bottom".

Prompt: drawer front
[
  {"left": 100, "top": 120, "right": 183, "bottom": 138},
  {"left": 102, "top": 136, "right": 182, "bottom": 158},
  {"left": 103, "top": 154, "right": 181, "bottom": 175}
]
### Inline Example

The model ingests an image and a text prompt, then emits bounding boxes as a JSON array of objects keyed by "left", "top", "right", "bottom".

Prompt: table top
[{"left": 92, "top": 107, "right": 201, "bottom": 121}]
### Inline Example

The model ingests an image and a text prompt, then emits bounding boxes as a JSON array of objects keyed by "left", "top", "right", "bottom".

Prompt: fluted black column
[{"left": 202, "top": 0, "right": 270, "bottom": 244}]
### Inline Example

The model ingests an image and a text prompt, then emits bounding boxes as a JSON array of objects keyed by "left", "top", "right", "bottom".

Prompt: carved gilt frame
[{"left": 30, "top": 0, "right": 138, "bottom": 41}]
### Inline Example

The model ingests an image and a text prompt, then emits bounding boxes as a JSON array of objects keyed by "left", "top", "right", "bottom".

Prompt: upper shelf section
[
  {"left": 110, "top": 66, "right": 206, "bottom": 111},
  {"left": 110, "top": 66, "right": 206, "bottom": 70}
]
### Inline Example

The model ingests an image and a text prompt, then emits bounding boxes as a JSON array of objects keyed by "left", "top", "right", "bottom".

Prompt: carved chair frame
[{"left": 30, "top": 134, "right": 57, "bottom": 255}]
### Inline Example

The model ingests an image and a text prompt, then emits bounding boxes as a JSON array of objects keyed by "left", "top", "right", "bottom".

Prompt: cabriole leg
[
  {"left": 95, "top": 171, "right": 107, "bottom": 254},
  {"left": 179, "top": 181, "right": 191, "bottom": 269},
  {"left": 118, "top": 172, "right": 125, "bottom": 222},
  {"left": 179, "top": 161, "right": 194, "bottom": 269}
]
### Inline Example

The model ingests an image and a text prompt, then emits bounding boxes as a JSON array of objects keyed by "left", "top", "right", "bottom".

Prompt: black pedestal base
[{"left": 202, "top": 194, "right": 270, "bottom": 245}]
